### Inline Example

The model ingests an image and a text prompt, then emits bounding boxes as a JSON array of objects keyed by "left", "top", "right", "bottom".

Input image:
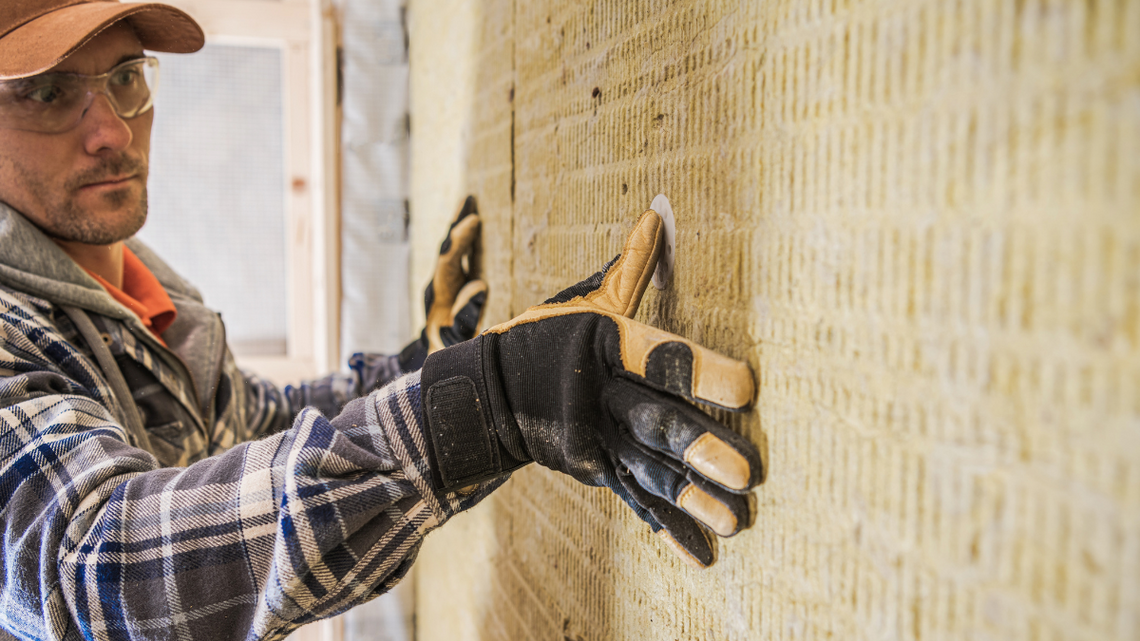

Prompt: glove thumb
[
  {"left": 447, "top": 279, "right": 488, "bottom": 341},
  {"left": 538, "top": 210, "right": 665, "bottom": 318}
]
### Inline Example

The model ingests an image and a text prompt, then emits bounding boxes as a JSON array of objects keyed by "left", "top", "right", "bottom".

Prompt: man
[{"left": 0, "top": 2, "right": 763, "bottom": 640}]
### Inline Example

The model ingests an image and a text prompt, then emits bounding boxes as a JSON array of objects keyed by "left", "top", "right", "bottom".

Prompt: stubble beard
[{"left": 27, "top": 156, "right": 149, "bottom": 246}]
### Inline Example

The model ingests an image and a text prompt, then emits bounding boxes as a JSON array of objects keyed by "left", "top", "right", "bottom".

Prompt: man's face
[{"left": 0, "top": 23, "right": 152, "bottom": 246}]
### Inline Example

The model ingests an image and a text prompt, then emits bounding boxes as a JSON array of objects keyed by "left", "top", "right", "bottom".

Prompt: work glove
[
  {"left": 398, "top": 195, "right": 488, "bottom": 372},
  {"left": 421, "top": 209, "right": 761, "bottom": 568}
]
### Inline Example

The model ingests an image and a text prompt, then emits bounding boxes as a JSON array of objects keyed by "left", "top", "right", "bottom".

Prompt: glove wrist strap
[
  {"left": 421, "top": 336, "right": 527, "bottom": 489},
  {"left": 396, "top": 330, "right": 428, "bottom": 373}
]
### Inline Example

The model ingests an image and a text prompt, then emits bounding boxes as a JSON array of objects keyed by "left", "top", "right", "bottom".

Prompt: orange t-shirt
[{"left": 84, "top": 247, "right": 178, "bottom": 346}]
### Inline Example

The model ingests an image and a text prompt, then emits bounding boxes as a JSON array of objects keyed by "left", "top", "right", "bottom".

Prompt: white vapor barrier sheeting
[
  {"left": 140, "top": 45, "right": 287, "bottom": 357},
  {"left": 339, "top": 0, "right": 413, "bottom": 365},
  {"left": 338, "top": 0, "right": 415, "bottom": 639}
]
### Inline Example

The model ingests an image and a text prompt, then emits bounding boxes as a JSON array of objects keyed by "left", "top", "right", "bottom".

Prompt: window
[{"left": 131, "top": 0, "right": 340, "bottom": 384}]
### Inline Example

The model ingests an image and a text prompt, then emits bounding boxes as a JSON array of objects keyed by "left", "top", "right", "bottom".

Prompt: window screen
[{"left": 139, "top": 44, "right": 288, "bottom": 357}]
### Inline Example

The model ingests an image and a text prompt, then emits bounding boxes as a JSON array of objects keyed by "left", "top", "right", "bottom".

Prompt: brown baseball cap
[{"left": 0, "top": 0, "right": 205, "bottom": 79}]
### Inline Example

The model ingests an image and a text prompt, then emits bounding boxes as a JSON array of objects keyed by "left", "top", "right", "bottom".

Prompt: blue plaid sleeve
[
  {"left": 0, "top": 295, "right": 502, "bottom": 640},
  {"left": 240, "top": 352, "right": 406, "bottom": 439}
]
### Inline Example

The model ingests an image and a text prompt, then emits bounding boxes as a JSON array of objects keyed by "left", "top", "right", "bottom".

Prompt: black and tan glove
[
  {"left": 398, "top": 195, "right": 488, "bottom": 372},
  {"left": 420, "top": 210, "right": 761, "bottom": 568}
]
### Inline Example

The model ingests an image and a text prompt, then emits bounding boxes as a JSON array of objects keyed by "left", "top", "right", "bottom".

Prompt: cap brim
[{"left": 0, "top": 2, "right": 205, "bottom": 79}]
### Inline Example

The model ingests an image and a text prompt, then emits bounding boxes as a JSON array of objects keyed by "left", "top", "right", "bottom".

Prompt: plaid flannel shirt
[{"left": 0, "top": 281, "right": 502, "bottom": 641}]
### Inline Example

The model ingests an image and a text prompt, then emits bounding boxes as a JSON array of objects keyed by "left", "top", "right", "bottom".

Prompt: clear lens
[
  {"left": 0, "top": 75, "right": 85, "bottom": 128},
  {"left": 0, "top": 57, "right": 160, "bottom": 133},
  {"left": 109, "top": 58, "right": 159, "bottom": 119}
]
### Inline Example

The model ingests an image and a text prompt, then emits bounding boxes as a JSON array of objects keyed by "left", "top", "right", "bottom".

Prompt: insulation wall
[{"left": 407, "top": 1, "right": 1140, "bottom": 639}]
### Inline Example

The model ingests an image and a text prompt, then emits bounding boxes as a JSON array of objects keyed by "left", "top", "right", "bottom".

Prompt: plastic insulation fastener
[{"left": 650, "top": 194, "right": 676, "bottom": 290}]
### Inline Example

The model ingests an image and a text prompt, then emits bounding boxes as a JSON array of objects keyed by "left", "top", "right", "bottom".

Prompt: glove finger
[
  {"left": 605, "top": 429, "right": 751, "bottom": 537},
  {"left": 424, "top": 197, "right": 479, "bottom": 314},
  {"left": 599, "top": 463, "right": 663, "bottom": 530},
  {"left": 438, "top": 213, "right": 481, "bottom": 273},
  {"left": 583, "top": 430, "right": 714, "bottom": 565},
  {"left": 613, "top": 462, "right": 716, "bottom": 568},
  {"left": 611, "top": 316, "right": 754, "bottom": 411},
  {"left": 436, "top": 280, "right": 488, "bottom": 348},
  {"left": 439, "top": 195, "right": 478, "bottom": 254},
  {"left": 605, "top": 377, "right": 762, "bottom": 492}
]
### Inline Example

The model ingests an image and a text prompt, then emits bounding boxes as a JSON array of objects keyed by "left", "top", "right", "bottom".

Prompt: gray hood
[
  {"left": 0, "top": 202, "right": 226, "bottom": 415},
  {"left": 0, "top": 202, "right": 203, "bottom": 315}
]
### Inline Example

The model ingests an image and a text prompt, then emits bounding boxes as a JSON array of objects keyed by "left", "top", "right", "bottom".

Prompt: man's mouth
[{"left": 79, "top": 175, "right": 138, "bottom": 190}]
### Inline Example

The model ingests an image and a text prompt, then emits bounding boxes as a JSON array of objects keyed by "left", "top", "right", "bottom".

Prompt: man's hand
[
  {"left": 398, "top": 195, "right": 488, "bottom": 372},
  {"left": 421, "top": 210, "right": 761, "bottom": 568}
]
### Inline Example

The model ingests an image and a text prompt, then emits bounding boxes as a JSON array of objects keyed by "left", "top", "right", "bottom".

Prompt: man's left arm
[
  {"left": 240, "top": 351, "right": 405, "bottom": 439},
  {"left": 237, "top": 196, "right": 487, "bottom": 439}
]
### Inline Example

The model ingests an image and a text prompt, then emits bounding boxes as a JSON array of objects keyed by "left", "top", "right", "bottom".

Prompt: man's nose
[{"left": 80, "top": 91, "right": 133, "bottom": 154}]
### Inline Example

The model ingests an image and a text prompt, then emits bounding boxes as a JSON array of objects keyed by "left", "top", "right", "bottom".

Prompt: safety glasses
[{"left": 0, "top": 56, "right": 160, "bottom": 134}]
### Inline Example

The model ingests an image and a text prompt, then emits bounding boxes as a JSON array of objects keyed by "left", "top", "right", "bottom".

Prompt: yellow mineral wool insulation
[{"left": 407, "top": 0, "right": 1140, "bottom": 639}]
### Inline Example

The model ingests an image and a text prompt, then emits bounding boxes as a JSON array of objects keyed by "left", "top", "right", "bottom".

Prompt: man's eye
[
  {"left": 26, "top": 84, "right": 64, "bottom": 104},
  {"left": 110, "top": 69, "right": 139, "bottom": 87}
]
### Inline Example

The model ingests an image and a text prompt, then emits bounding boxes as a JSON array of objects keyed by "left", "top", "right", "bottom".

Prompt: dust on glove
[
  {"left": 398, "top": 195, "right": 488, "bottom": 372},
  {"left": 421, "top": 209, "right": 761, "bottom": 568}
]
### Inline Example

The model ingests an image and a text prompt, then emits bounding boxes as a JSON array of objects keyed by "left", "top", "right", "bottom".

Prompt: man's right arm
[
  {"left": 234, "top": 196, "right": 488, "bottom": 440},
  {"left": 0, "top": 291, "right": 501, "bottom": 641}
]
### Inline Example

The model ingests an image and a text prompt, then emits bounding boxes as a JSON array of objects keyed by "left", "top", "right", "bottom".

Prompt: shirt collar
[{"left": 83, "top": 246, "right": 178, "bottom": 345}]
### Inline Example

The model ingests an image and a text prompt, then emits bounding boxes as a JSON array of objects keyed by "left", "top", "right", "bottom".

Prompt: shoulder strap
[{"left": 60, "top": 305, "right": 154, "bottom": 454}]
